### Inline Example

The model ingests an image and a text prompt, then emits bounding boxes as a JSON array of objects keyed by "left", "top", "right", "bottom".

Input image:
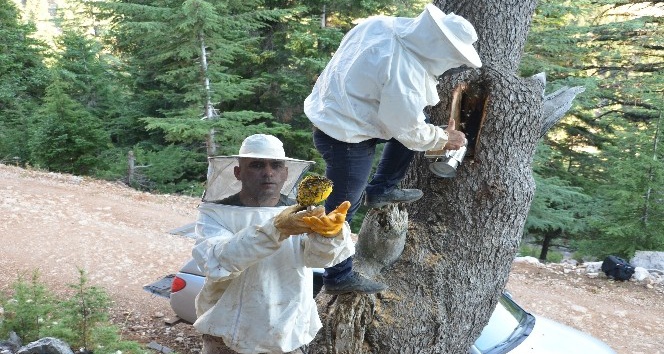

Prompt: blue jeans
[{"left": 313, "top": 128, "right": 415, "bottom": 284}]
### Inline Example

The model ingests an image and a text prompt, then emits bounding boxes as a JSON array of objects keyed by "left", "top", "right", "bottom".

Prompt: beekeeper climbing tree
[{"left": 309, "top": 1, "right": 585, "bottom": 353}]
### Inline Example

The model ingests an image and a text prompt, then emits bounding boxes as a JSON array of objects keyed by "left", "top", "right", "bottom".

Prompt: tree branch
[
  {"left": 535, "top": 73, "right": 585, "bottom": 138},
  {"left": 354, "top": 205, "right": 409, "bottom": 277}
]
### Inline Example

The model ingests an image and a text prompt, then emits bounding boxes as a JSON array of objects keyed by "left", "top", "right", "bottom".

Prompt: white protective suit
[
  {"left": 192, "top": 203, "right": 355, "bottom": 354},
  {"left": 304, "top": 4, "right": 480, "bottom": 151}
]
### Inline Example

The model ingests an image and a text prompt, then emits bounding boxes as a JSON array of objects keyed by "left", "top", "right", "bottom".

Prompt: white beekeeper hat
[
  {"left": 203, "top": 134, "right": 314, "bottom": 202},
  {"left": 232, "top": 134, "right": 306, "bottom": 162},
  {"left": 426, "top": 4, "right": 482, "bottom": 68}
]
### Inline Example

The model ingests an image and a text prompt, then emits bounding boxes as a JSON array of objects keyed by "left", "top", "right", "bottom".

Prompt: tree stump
[{"left": 311, "top": 204, "right": 409, "bottom": 354}]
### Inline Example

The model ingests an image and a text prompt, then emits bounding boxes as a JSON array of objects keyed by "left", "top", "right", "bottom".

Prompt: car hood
[{"left": 511, "top": 315, "right": 616, "bottom": 354}]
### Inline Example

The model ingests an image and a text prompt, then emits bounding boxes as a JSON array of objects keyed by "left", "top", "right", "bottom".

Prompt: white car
[
  {"left": 470, "top": 291, "right": 615, "bottom": 353},
  {"left": 145, "top": 258, "right": 616, "bottom": 354}
]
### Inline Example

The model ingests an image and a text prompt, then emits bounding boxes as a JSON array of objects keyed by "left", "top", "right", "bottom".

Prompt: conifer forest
[{"left": 1, "top": 0, "right": 663, "bottom": 260}]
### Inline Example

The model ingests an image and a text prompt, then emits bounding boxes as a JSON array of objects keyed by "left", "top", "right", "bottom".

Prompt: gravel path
[{"left": 1, "top": 164, "right": 662, "bottom": 354}]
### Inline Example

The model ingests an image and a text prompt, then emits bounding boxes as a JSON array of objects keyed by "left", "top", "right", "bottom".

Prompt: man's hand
[
  {"left": 444, "top": 118, "right": 467, "bottom": 151},
  {"left": 302, "top": 201, "right": 351, "bottom": 237},
  {"left": 274, "top": 204, "right": 325, "bottom": 239}
]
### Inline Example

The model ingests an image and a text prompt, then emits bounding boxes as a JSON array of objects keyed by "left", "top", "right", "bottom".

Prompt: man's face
[{"left": 235, "top": 158, "right": 288, "bottom": 206}]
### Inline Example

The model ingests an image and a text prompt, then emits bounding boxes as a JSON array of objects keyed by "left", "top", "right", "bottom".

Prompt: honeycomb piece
[{"left": 296, "top": 175, "right": 333, "bottom": 207}]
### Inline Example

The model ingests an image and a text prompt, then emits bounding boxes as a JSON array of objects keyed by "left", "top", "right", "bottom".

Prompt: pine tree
[
  {"left": 96, "top": 0, "right": 292, "bottom": 156},
  {"left": 29, "top": 79, "right": 111, "bottom": 175},
  {"left": 52, "top": 28, "right": 142, "bottom": 146},
  {"left": 525, "top": 145, "right": 592, "bottom": 261},
  {"left": 583, "top": 114, "right": 664, "bottom": 257},
  {"left": 0, "top": 0, "right": 50, "bottom": 164},
  {"left": 521, "top": 0, "right": 664, "bottom": 258}
]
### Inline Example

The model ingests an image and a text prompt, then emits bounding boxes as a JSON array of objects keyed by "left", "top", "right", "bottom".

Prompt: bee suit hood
[
  {"left": 304, "top": 4, "right": 481, "bottom": 150},
  {"left": 394, "top": 4, "right": 482, "bottom": 76}
]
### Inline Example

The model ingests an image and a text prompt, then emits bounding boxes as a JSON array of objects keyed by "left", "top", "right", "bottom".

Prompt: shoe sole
[{"left": 364, "top": 199, "right": 422, "bottom": 209}]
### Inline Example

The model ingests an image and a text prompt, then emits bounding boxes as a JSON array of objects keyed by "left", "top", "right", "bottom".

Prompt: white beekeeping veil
[{"left": 201, "top": 134, "right": 315, "bottom": 203}]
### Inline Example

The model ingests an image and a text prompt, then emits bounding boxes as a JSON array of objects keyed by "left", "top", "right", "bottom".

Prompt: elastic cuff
[
  {"left": 434, "top": 126, "right": 449, "bottom": 150},
  {"left": 256, "top": 220, "right": 282, "bottom": 244}
]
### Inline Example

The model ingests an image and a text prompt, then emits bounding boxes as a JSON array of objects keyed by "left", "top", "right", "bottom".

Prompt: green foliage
[
  {"left": 51, "top": 28, "right": 139, "bottom": 144},
  {"left": 94, "top": 144, "right": 207, "bottom": 195},
  {"left": 246, "top": 5, "right": 344, "bottom": 121},
  {"left": 522, "top": 0, "right": 664, "bottom": 260},
  {"left": 546, "top": 250, "right": 564, "bottom": 263},
  {"left": 518, "top": 244, "right": 540, "bottom": 258},
  {"left": 279, "top": 129, "right": 323, "bottom": 169},
  {"left": 0, "top": 0, "right": 51, "bottom": 164},
  {"left": 0, "top": 271, "right": 54, "bottom": 342},
  {"left": 135, "top": 145, "right": 207, "bottom": 195},
  {"left": 0, "top": 269, "right": 148, "bottom": 353},
  {"left": 95, "top": 0, "right": 289, "bottom": 153},
  {"left": 525, "top": 0, "right": 662, "bottom": 157},
  {"left": 4, "top": 0, "right": 422, "bottom": 194},
  {"left": 28, "top": 79, "right": 112, "bottom": 175},
  {"left": 53, "top": 30, "right": 110, "bottom": 111},
  {"left": 526, "top": 144, "right": 592, "bottom": 236},
  {"left": 141, "top": 110, "right": 279, "bottom": 147},
  {"left": 518, "top": 243, "right": 564, "bottom": 263},
  {"left": 579, "top": 119, "right": 664, "bottom": 258},
  {"left": 57, "top": 268, "right": 111, "bottom": 350}
]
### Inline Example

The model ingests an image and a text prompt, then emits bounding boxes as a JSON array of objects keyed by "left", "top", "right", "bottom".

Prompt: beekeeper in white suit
[
  {"left": 304, "top": 3, "right": 483, "bottom": 295},
  {"left": 192, "top": 134, "right": 355, "bottom": 354}
]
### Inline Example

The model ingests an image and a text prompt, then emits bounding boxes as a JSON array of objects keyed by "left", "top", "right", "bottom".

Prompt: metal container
[{"left": 428, "top": 145, "right": 467, "bottom": 178}]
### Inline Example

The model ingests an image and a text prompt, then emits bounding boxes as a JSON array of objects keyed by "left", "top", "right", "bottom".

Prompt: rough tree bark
[{"left": 309, "top": 1, "right": 575, "bottom": 353}]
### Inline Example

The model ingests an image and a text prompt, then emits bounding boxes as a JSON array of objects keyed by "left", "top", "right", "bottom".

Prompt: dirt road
[{"left": 1, "top": 164, "right": 662, "bottom": 353}]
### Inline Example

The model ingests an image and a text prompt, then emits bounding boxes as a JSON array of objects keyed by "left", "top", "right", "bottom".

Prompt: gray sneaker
[
  {"left": 364, "top": 188, "right": 423, "bottom": 208},
  {"left": 323, "top": 272, "right": 388, "bottom": 295}
]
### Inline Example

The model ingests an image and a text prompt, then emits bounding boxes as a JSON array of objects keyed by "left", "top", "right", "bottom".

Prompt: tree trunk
[
  {"left": 311, "top": 1, "right": 547, "bottom": 353},
  {"left": 539, "top": 229, "right": 560, "bottom": 261},
  {"left": 199, "top": 33, "right": 218, "bottom": 156}
]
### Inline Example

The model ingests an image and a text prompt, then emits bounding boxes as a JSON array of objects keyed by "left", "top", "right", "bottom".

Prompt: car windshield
[{"left": 473, "top": 294, "right": 535, "bottom": 353}]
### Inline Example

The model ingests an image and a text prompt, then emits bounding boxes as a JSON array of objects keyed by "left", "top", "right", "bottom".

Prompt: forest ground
[{"left": 0, "top": 164, "right": 662, "bottom": 354}]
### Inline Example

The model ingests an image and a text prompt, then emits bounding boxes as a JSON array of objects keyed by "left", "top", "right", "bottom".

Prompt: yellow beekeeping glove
[
  {"left": 274, "top": 204, "right": 325, "bottom": 240},
  {"left": 302, "top": 201, "right": 350, "bottom": 237}
]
